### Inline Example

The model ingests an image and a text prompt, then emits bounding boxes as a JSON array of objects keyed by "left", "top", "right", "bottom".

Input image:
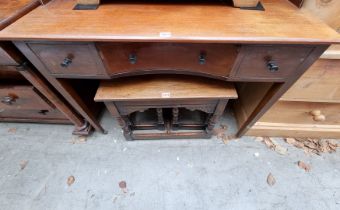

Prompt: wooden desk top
[
  {"left": 0, "top": 0, "right": 339, "bottom": 44},
  {"left": 95, "top": 75, "right": 238, "bottom": 101},
  {"left": 0, "top": 0, "right": 42, "bottom": 31}
]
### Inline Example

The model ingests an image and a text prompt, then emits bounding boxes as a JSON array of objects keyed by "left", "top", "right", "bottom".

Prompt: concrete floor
[{"left": 0, "top": 110, "right": 339, "bottom": 210}]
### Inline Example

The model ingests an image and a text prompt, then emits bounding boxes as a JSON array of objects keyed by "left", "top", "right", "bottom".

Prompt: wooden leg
[
  {"left": 156, "top": 108, "right": 164, "bottom": 127},
  {"left": 172, "top": 107, "right": 179, "bottom": 128},
  {"left": 236, "top": 45, "right": 329, "bottom": 137},
  {"left": 120, "top": 115, "right": 132, "bottom": 140},
  {"left": 105, "top": 102, "right": 132, "bottom": 140},
  {"left": 14, "top": 41, "right": 106, "bottom": 134},
  {"left": 206, "top": 100, "right": 228, "bottom": 134},
  {"left": 16, "top": 62, "right": 92, "bottom": 135}
]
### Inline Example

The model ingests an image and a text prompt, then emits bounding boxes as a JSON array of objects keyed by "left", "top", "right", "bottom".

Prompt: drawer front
[
  {"left": 97, "top": 43, "right": 238, "bottom": 78},
  {"left": 232, "top": 45, "right": 313, "bottom": 81},
  {"left": 0, "top": 85, "right": 52, "bottom": 110},
  {"left": 28, "top": 43, "right": 108, "bottom": 78},
  {"left": 259, "top": 101, "right": 340, "bottom": 125},
  {"left": 115, "top": 100, "right": 218, "bottom": 115},
  {"left": 282, "top": 59, "right": 340, "bottom": 102},
  {"left": 0, "top": 109, "right": 69, "bottom": 123}
]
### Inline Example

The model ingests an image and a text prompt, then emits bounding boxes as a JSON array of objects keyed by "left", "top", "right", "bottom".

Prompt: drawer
[
  {"left": 259, "top": 101, "right": 340, "bottom": 125},
  {"left": 97, "top": 43, "right": 238, "bottom": 78},
  {"left": 281, "top": 59, "right": 340, "bottom": 102},
  {"left": 0, "top": 85, "right": 52, "bottom": 110},
  {"left": 115, "top": 101, "right": 218, "bottom": 115},
  {"left": 28, "top": 43, "right": 108, "bottom": 78},
  {"left": 0, "top": 109, "right": 69, "bottom": 124},
  {"left": 232, "top": 45, "right": 313, "bottom": 81}
]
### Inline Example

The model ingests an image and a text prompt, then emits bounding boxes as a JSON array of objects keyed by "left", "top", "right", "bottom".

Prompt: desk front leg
[
  {"left": 14, "top": 41, "right": 106, "bottom": 135},
  {"left": 235, "top": 45, "right": 329, "bottom": 137}
]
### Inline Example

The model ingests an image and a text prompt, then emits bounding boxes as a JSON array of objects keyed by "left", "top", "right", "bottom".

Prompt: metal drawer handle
[
  {"left": 60, "top": 57, "right": 73, "bottom": 68},
  {"left": 129, "top": 53, "right": 137, "bottom": 64},
  {"left": 199, "top": 53, "right": 206, "bottom": 65},
  {"left": 267, "top": 60, "right": 279, "bottom": 72},
  {"left": 310, "top": 110, "right": 326, "bottom": 122},
  {"left": 1, "top": 96, "right": 16, "bottom": 105}
]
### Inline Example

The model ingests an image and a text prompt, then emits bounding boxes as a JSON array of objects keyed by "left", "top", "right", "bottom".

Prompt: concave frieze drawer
[{"left": 96, "top": 42, "right": 239, "bottom": 78}]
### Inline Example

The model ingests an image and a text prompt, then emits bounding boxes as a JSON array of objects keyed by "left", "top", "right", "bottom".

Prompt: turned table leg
[
  {"left": 172, "top": 107, "right": 179, "bottom": 129},
  {"left": 105, "top": 102, "right": 132, "bottom": 140},
  {"left": 156, "top": 108, "right": 164, "bottom": 127},
  {"left": 206, "top": 100, "right": 228, "bottom": 135}
]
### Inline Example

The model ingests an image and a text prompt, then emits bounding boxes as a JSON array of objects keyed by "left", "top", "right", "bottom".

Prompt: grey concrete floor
[{"left": 0, "top": 110, "right": 339, "bottom": 210}]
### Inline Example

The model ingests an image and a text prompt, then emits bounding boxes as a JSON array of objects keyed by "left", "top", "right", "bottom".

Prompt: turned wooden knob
[
  {"left": 310, "top": 110, "right": 326, "bottom": 122},
  {"left": 1, "top": 95, "right": 16, "bottom": 105}
]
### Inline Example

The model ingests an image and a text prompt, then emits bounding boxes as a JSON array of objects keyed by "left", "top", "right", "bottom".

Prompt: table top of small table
[
  {"left": 94, "top": 75, "right": 238, "bottom": 101},
  {"left": 0, "top": 0, "right": 339, "bottom": 44}
]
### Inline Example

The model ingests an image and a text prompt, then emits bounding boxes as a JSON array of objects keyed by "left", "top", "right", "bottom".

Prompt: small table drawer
[
  {"left": 0, "top": 85, "right": 52, "bottom": 110},
  {"left": 115, "top": 101, "right": 218, "bottom": 116},
  {"left": 28, "top": 43, "right": 108, "bottom": 78},
  {"left": 97, "top": 43, "right": 238, "bottom": 78},
  {"left": 232, "top": 45, "right": 313, "bottom": 81}
]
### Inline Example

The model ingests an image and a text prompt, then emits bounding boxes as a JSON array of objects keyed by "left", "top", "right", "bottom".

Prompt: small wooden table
[{"left": 95, "top": 75, "right": 238, "bottom": 140}]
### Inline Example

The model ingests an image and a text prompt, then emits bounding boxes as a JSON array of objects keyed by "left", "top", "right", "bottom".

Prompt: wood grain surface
[
  {"left": 0, "top": 0, "right": 42, "bottom": 30},
  {"left": 95, "top": 75, "right": 238, "bottom": 101},
  {"left": 0, "top": 0, "right": 339, "bottom": 44},
  {"left": 281, "top": 58, "right": 340, "bottom": 103}
]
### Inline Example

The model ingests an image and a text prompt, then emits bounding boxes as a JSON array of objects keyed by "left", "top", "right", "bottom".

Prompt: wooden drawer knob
[
  {"left": 60, "top": 57, "right": 73, "bottom": 67},
  {"left": 129, "top": 53, "right": 137, "bottom": 64},
  {"left": 199, "top": 52, "right": 206, "bottom": 65},
  {"left": 1, "top": 95, "right": 16, "bottom": 105},
  {"left": 267, "top": 60, "right": 279, "bottom": 72},
  {"left": 310, "top": 110, "right": 326, "bottom": 122}
]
